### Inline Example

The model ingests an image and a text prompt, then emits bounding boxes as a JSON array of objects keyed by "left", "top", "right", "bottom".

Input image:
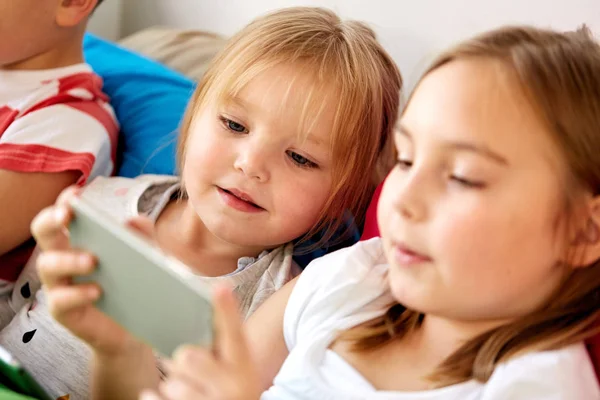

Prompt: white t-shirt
[{"left": 262, "top": 238, "right": 600, "bottom": 400}]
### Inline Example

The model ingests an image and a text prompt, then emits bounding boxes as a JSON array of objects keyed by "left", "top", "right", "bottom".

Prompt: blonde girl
[{"left": 4, "top": 7, "right": 401, "bottom": 400}]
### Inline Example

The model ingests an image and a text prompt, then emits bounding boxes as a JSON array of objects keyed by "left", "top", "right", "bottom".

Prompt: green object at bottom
[{"left": 0, "top": 383, "right": 38, "bottom": 400}]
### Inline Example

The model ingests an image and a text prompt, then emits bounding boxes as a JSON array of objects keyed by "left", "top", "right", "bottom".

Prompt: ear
[
  {"left": 569, "top": 195, "right": 600, "bottom": 268},
  {"left": 56, "top": 0, "right": 98, "bottom": 28}
]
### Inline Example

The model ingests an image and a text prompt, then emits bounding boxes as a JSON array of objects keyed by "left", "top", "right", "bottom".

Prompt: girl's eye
[
  {"left": 450, "top": 175, "right": 485, "bottom": 189},
  {"left": 287, "top": 151, "right": 318, "bottom": 169},
  {"left": 221, "top": 117, "right": 248, "bottom": 133},
  {"left": 396, "top": 158, "right": 413, "bottom": 170},
  {"left": 227, "top": 120, "right": 247, "bottom": 133}
]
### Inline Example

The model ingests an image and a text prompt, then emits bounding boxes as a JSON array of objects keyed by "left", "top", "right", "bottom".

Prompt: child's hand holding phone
[
  {"left": 32, "top": 186, "right": 138, "bottom": 356},
  {"left": 140, "top": 285, "right": 262, "bottom": 400},
  {"left": 33, "top": 185, "right": 215, "bottom": 358}
]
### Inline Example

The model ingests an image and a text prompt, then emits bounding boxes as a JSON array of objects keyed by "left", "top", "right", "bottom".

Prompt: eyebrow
[
  {"left": 303, "top": 133, "right": 326, "bottom": 147},
  {"left": 397, "top": 124, "right": 509, "bottom": 166},
  {"left": 226, "top": 95, "right": 252, "bottom": 112},
  {"left": 225, "top": 96, "right": 327, "bottom": 148}
]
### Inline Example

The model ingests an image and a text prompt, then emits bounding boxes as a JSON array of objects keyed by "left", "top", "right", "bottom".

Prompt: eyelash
[
  {"left": 396, "top": 158, "right": 412, "bottom": 170},
  {"left": 395, "top": 158, "right": 485, "bottom": 189},
  {"left": 286, "top": 151, "right": 318, "bottom": 169},
  {"left": 450, "top": 176, "right": 485, "bottom": 189},
  {"left": 219, "top": 116, "right": 319, "bottom": 170},
  {"left": 220, "top": 116, "right": 248, "bottom": 133}
]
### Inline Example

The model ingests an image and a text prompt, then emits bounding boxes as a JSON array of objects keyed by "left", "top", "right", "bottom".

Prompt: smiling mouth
[{"left": 219, "top": 188, "right": 264, "bottom": 210}]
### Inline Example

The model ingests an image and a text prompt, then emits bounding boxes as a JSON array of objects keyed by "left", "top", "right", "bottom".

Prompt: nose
[
  {"left": 233, "top": 140, "right": 270, "bottom": 182},
  {"left": 388, "top": 167, "right": 427, "bottom": 222}
]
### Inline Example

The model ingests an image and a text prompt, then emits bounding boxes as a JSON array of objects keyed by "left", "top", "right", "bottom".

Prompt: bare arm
[
  {"left": 246, "top": 277, "right": 298, "bottom": 391},
  {"left": 0, "top": 169, "right": 79, "bottom": 256}
]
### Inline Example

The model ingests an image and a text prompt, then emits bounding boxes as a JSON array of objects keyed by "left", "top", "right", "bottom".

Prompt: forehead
[{"left": 402, "top": 58, "right": 562, "bottom": 167}]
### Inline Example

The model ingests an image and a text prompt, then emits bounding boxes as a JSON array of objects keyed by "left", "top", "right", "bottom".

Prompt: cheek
[
  {"left": 0, "top": 12, "right": 53, "bottom": 61},
  {"left": 377, "top": 170, "right": 401, "bottom": 239},
  {"left": 182, "top": 152, "right": 218, "bottom": 199},
  {"left": 183, "top": 132, "right": 227, "bottom": 176},
  {"left": 273, "top": 175, "right": 332, "bottom": 232},
  {"left": 436, "top": 193, "right": 561, "bottom": 286}
]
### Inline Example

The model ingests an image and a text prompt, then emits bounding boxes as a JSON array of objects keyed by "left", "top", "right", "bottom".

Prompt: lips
[
  {"left": 224, "top": 188, "right": 258, "bottom": 206},
  {"left": 218, "top": 187, "right": 265, "bottom": 213},
  {"left": 392, "top": 242, "right": 432, "bottom": 266}
]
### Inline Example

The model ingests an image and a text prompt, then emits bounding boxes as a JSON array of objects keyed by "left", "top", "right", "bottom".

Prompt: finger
[
  {"left": 212, "top": 284, "right": 248, "bottom": 363},
  {"left": 55, "top": 185, "right": 82, "bottom": 207},
  {"left": 159, "top": 378, "right": 206, "bottom": 400},
  {"left": 45, "top": 284, "right": 101, "bottom": 318},
  {"left": 31, "top": 205, "right": 73, "bottom": 251},
  {"left": 171, "top": 346, "right": 220, "bottom": 385},
  {"left": 125, "top": 216, "right": 157, "bottom": 244},
  {"left": 37, "top": 251, "right": 96, "bottom": 288},
  {"left": 33, "top": 186, "right": 80, "bottom": 249},
  {"left": 139, "top": 390, "right": 165, "bottom": 400}
]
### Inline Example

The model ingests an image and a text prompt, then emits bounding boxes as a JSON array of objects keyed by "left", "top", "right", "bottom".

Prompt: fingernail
[
  {"left": 89, "top": 286, "right": 101, "bottom": 300},
  {"left": 79, "top": 254, "right": 91, "bottom": 267},
  {"left": 55, "top": 208, "right": 67, "bottom": 223}
]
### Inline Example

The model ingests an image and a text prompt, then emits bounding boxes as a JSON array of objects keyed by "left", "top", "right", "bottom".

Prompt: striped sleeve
[
  {"left": 0, "top": 105, "right": 114, "bottom": 183},
  {"left": 0, "top": 72, "right": 118, "bottom": 184}
]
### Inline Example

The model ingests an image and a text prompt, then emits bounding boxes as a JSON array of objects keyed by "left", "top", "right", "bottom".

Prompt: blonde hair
[
  {"left": 340, "top": 25, "right": 600, "bottom": 386},
  {"left": 177, "top": 7, "right": 402, "bottom": 249}
]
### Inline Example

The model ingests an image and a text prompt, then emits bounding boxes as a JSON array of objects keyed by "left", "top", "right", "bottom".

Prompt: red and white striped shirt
[{"left": 0, "top": 63, "right": 119, "bottom": 283}]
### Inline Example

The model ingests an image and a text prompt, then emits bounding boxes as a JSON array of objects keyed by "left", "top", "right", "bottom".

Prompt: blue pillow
[{"left": 83, "top": 34, "right": 196, "bottom": 177}]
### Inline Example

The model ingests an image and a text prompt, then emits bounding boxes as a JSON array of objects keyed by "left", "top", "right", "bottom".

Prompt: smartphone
[
  {"left": 0, "top": 345, "right": 52, "bottom": 400},
  {"left": 69, "top": 196, "right": 214, "bottom": 356}
]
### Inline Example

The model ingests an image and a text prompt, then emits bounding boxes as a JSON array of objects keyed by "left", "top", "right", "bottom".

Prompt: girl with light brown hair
[{"left": 134, "top": 24, "right": 600, "bottom": 399}]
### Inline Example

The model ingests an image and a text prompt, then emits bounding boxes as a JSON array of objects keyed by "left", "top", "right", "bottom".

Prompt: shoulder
[
  {"left": 1, "top": 64, "right": 118, "bottom": 149},
  {"left": 283, "top": 238, "right": 392, "bottom": 349},
  {"left": 295, "top": 238, "right": 387, "bottom": 293},
  {"left": 80, "top": 175, "right": 179, "bottom": 221},
  {"left": 0, "top": 66, "right": 119, "bottom": 180},
  {"left": 83, "top": 174, "right": 179, "bottom": 193},
  {"left": 483, "top": 343, "right": 600, "bottom": 399},
  {"left": 298, "top": 237, "right": 386, "bottom": 286},
  {"left": 230, "top": 243, "right": 299, "bottom": 318},
  {"left": 4, "top": 64, "right": 117, "bottom": 126}
]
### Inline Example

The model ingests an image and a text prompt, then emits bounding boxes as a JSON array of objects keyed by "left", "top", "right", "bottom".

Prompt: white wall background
[
  {"left": 88, "top": 0, "right": 123, "bottom": 41},
  {"left": 113, "top": 0, "right": 599, "bottom": 88}
]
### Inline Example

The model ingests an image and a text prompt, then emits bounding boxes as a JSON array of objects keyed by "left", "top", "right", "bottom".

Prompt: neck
[
  {"left": 2, "top": 30, "right": 85, "bottom": 71},
  {"left": 414, "top": 314, "right": 511, "bottom": 362},
  {"left": 156, "top": 199, "right": 267, "bottom": 277}
]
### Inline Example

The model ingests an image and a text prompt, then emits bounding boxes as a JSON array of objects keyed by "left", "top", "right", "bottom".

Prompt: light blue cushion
[{"left": 83, "top": 33, "right": 196, "bottom": 177}]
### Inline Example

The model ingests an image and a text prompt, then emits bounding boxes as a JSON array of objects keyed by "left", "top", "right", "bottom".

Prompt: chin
[
  {"left": 388, "top": 278, "right": 428, "bottom": 312},
  {"left": 204, "top": 221, "right": 269, "bottom": 247},
  {"left": 209, "top": 224, "right": 254, "bottom": 244}
]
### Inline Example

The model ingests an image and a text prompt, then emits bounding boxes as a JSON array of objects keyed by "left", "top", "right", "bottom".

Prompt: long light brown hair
[
  {"left": 341, "top": 25, "right": 600, "bottom": 386},
  {"left": 176, "top": 7, "right": 401, "bottom": 250}
]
